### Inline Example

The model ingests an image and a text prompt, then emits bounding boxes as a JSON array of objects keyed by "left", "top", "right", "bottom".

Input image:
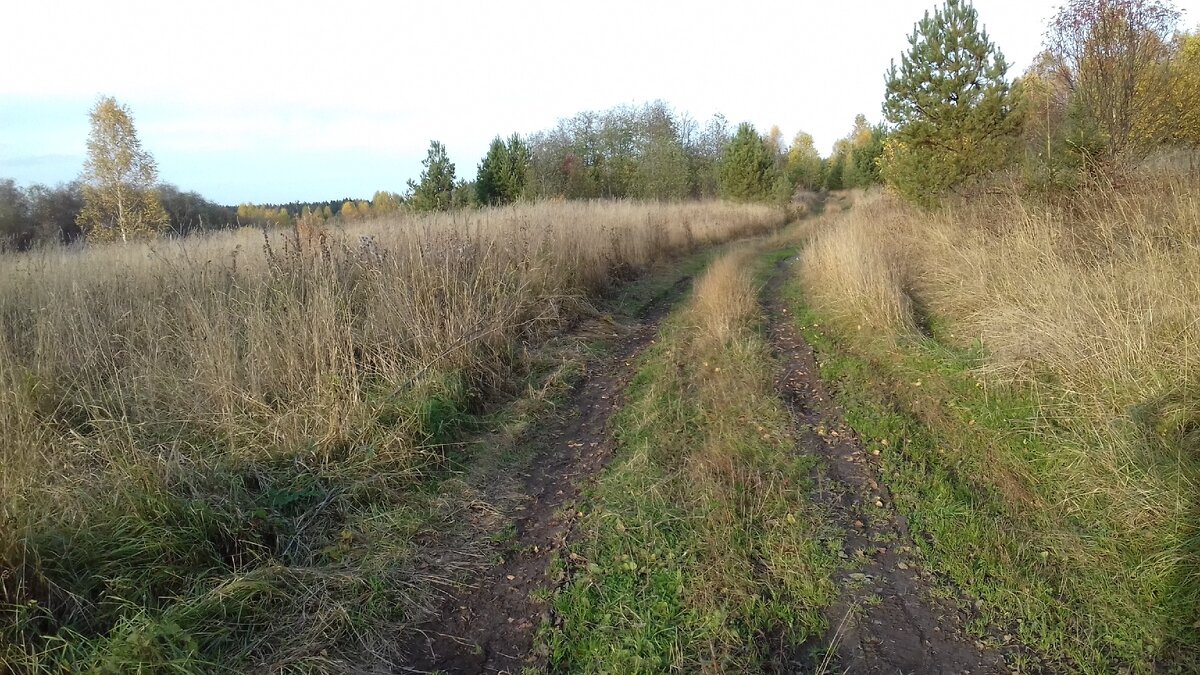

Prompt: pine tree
[
  {"left": 475, "top": 137, "right": 510, "bottom": 205},
  {"left": 408, "top": 140, "right": 457, "bottom": 212},
  {"left": 77, "top": 96, "right": 169, "bottom": 242},
  {"left": 501, "top": 134, "right": 532, "bottom": 202},
  {"left": 718, "top": 123, "right": 778, "bottom": 201},
  {"left": 477, "top": 135, "right": 532, "bottom": 206},
  {"left": 882, "top": 0, "right": 1019, "bottom": 204}
]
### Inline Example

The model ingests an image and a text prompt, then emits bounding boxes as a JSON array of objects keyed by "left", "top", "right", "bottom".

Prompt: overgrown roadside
[
  {"left": 789, "top": 189, "right": 1200, "bottom": 672},
  {"left": 2, "top": 201, "right": 785, "bottom": 673}
]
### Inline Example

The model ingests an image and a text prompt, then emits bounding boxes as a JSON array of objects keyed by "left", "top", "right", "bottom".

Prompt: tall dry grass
[
  {"left": 799, "top": 178, "right": 1199, "bottom": 665},
  {"left": 0, "top": 200, "right": 783, "bottom": 671},
  {"left": 690, "top": 248, "right": 762, "bottom": 344}
]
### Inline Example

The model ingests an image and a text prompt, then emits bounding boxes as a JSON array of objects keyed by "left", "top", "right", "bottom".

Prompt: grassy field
[
  {"left": 792, "top": 179, "right": 1199, "bottom": 671},
  {"left": 0, "top": 200, "right": 783, "bottom": 672},
  {"left": 6, "top": 178, "right": 1196, "bottom": 672},
  {"left": 544, "top": 243, "right": 840, "bottom": 672}
]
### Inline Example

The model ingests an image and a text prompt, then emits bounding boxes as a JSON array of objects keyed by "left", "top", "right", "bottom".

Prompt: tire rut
[
  {"left": 399, "top": 276, "right": 692, "bottom": 674},
  {"left": 761, "top": 254, "right": 1012, "bottom": 675}
]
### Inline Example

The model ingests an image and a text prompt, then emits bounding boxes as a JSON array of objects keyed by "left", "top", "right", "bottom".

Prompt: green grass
[
  {"left": 779, "top": 276, "right": 1197, "bottom": 673},
  {"left": 4, "top": 371, "right": 488, "bottom": 673},
  {"left": 545, "top": 249, "right": 839, "bottom": 673}
]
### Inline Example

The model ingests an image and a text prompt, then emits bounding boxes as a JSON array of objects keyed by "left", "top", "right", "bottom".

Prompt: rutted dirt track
[
  {"left": 400, "top": 248, "right": 1014, "bottom": 675},
  {"left": 400, "top": 278, "right": 691, "bottom": 674},
  {"left": 762, "top": 254, "right": 1010, "bottom": 675}
]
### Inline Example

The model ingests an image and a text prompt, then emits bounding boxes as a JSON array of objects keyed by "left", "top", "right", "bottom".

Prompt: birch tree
[{"left": 77, "top": 96, "right": 168, "bottom": 242}]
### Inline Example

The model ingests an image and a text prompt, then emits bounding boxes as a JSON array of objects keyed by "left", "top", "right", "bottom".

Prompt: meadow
[{"left": 0, "top": 200, "right": 783, "bottom": 671}]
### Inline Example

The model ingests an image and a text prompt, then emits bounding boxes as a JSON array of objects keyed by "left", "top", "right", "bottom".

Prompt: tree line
[
  {"left": 8, "top": 0, "right": 1192, "bottom": 247},
  {"left": 2, "top": 91, "right": 893, "bottom": 249}
]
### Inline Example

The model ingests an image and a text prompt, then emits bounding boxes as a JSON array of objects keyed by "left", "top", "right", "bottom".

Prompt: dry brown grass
[
  {"left": 0, "top": 199, "right": 783, "bottom": 671},
  {"left": 797, "top": 177, "right": 1200, "bottom": 667},
  {"left": 803, "top": 180, "right": 1199, "bottom": 520},
  {"left": 798, "top": 191, "right": 916, "bottom": 334},
  {"left": 690, "top": 248, "right": 761, "bottom": 345}
]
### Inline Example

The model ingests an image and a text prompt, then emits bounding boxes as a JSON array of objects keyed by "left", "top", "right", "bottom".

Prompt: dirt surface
[
  {"left": 398, "top": 277, "right": 692, "bottom": 674},
  {"left": 762, "top": 255, "right": 1012, "bottom": 675}
]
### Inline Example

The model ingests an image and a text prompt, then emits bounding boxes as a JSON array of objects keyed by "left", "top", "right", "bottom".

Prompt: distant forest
[{"left": 0, "top": 100, "right": 887, "bottom": 250}]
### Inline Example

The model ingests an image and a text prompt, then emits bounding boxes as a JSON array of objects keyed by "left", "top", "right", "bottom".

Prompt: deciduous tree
[
  {"left": 1164, "top": 30, "right": 1200, "bottom": 151},
  {"left": 77, "top": 96, "right": 169, "bottom": 242},
  {"left": 786, "top": 131, "right": 824, "bottom": 192},
  {"left": 0, "top": 179, "right": 32, "bottom": 249},
  {"left": 371, "top": 190, "right": 403, "bottom": 215},
  {"left": 1046, "top": 0, "right": 1180, "bottom": 155},
  {"left": 27, "top": 182, "right": 84, "bottom": 244}
]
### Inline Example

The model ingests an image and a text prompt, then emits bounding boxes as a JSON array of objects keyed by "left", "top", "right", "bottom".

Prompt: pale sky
[{"left": 1, "top": 0, "right": 1195, "bottom": 204}]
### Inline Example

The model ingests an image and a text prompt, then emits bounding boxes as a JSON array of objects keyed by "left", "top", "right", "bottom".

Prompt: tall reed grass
[{"left": 0, "top": 200, "right": 783, "bottom": 671}]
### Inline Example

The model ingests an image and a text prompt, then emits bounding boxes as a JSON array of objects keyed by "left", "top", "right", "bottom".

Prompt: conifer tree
[
  {"left": 477, "top": 134, "right": 532, "bottom": 206},
  {"left": 882, "top": 0, "right": 1019, "bottom": 204},
  {"left": 718, "top": 123, "right": 778, "bottom": 201},
  {"left": 845, "top": 125, "right": 888, "bottom": 188},
  {"left": 501, "top": 134, "right": 532, "bottom": 202},
  {"left": 408, "top": 140, "right": 457, "bottom": 212},
  {"left": 476, "top": 137, "right": 510, "bottom": 205}
]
